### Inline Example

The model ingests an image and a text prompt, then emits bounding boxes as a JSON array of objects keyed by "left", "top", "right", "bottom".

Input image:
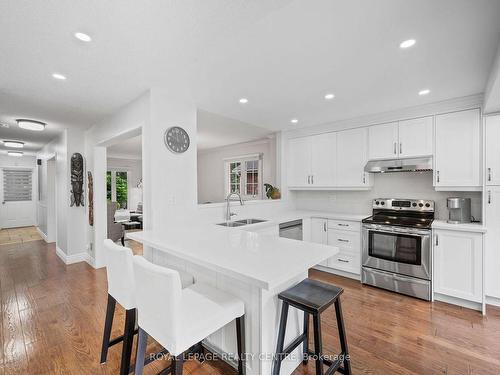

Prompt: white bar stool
[
  {"left": 100, "top": 240, "right": 193, "bottom": 375},
  {"left": 133, "top": 256, "right": 246, "bottom": 375}
]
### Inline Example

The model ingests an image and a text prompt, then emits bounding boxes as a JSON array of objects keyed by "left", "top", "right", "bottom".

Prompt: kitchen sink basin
[
  {"left": 216, "top": 221, "right": 246, "bottom": 227},
  {"left": 235, "top": 218, "right": 268, "bottom": 225}
]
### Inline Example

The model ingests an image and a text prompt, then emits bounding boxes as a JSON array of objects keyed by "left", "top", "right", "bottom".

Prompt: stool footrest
[
  {"left": 306, "top": 350, "right": 346, "bottom": 375},
  {"left": 109, "top": 328, "right": 139, "bottom": 347},
  {"left": 280, "top": 333, "right": 307, "bottom": 358}
]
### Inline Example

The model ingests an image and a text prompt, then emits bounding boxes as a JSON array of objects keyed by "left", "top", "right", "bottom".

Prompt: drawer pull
[
  {"left": 337, "top": 258, "right": 350, "bottom": 263},
  {"left": 337, "top": 239, "right": 349, "bottom": 242},
  {"left": 337, "top": 223, "right": 349, "bottom": 227}
]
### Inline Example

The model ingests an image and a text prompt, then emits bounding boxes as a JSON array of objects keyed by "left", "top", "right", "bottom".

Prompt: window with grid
[
  {"left": 224, "top": 155, "right": 262, "bottom": 200},
  {"left": 3, "top": 169, "right": 32, "bottom": 202}
]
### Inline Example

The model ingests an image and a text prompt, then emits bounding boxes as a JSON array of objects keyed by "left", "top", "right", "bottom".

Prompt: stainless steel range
[{"left": 361, "top": 198, "right": 434, "bottom": 301}]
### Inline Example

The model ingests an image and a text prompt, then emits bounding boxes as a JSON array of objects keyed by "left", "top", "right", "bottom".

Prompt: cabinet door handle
[
  {"left": 337, "top": 258, "right": 349, "bottom": 263},
  {"left": 488, "top": 168, "right": 492, "bottom": 182},
  {"left": 307, "top": 175, "right": 310, "bottom": 184},
  {"left": 338, "top": 239, "right": 349, "bottom": 242},
  {"left": 436, "top": 171, "right": 440, "bottom": 183},
  {"left": 362, "top": 173, "right": 366, "bottom": 184},
  {"left": 488, "top": 190, "right": 491, "bottom": 204},
  {"left": 393, "top": 142, "right": 397, "bottom": 155},
  {"left": 311, "top": 175, "right": 314, "bottom": 184},
  {"left": 435, "top": 235, "right": 439, "bottom": 246},
  {"left": 323, "top": 222, "right": 327, "bottom": 232}
]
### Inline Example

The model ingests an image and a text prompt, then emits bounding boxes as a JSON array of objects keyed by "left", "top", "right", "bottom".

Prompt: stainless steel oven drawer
[{"left": 362, "top": 267, "right": 431, "bottom": 301}]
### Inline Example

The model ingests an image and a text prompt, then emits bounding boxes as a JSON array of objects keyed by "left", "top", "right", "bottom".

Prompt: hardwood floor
[{"left": 1, "top": 239, "right": 500, "bottom": 374}]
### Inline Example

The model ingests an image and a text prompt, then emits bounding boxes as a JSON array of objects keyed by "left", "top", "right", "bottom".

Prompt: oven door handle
[{"left": 365, "top": 227, "right": 431, "bottom": 237}]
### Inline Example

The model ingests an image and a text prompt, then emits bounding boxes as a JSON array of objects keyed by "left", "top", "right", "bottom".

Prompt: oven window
[{"left": 368, "top": 231, "right": 421, "bottom": 265}]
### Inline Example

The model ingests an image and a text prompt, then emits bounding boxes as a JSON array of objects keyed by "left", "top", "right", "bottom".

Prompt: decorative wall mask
[
  {"left": 88, "top": 171, "right": 94, "bottom": 225},
  {"left": 70, "top": 153, "right": 84, "bottom": 207}
]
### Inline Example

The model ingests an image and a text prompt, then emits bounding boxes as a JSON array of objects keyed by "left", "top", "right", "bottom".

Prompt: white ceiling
[
  {"left": 197, "top": 110, "right": 274, "bottom": 150},
  {"left": 0, "top": 0, "right": 499, "bottom": 146},
  {"left": 107, "top": 134, "right": 142, "bottom": 159}
]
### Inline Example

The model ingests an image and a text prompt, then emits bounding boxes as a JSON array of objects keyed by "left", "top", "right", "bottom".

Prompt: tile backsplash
[{"left": 292, "top": 171, "right": 482, "bottom": 221}]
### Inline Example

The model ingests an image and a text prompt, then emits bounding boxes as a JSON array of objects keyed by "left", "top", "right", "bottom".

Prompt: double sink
[{"left": 217, "top": 218, "right": 268, "bottom": 227}]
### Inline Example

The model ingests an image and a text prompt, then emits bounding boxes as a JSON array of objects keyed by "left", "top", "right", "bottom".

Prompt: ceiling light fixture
[
  {"left": 52, "top": 73, "right": 67, "bottom": 80},
  {"left": 290, "top": 118, "right": 298, "bottom": 124},
  {"left": 74, "top": 32, "right": 92, "bottom": 42},
  {"left": 7, "top": 151, "right": 23, "bottom": 157},
  {"left": 0, "top": 122, "right": 9, "bottom": 128},
  {"left": 17, "top": 119, "right": 46, "bottom": 131},
  {"left": 239, "top": 98, "right": 248, "bottom": 104},
  {"left": 3, "top": 141, "right": 24, "bottom": 148},
  {"left": 324, "top": 93, "right": 335, "bottom": 100},
  {"left": 400, "top": 39, "right": 416, "bottom": 49},
  {"left": 418, "top": 89, "right": 430, "bottom": 96}
]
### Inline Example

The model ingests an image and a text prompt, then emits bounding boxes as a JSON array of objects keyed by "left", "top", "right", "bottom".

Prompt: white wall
[
  {"left": 293, "top": 172, "right": 482, "bottom": 221},
  {"left": 197, "top": 138, "right": 276, "bottom": 203}
]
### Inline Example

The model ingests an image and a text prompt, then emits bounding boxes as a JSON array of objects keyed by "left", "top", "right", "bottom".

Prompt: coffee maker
[{"left": 447, "top": 197, "right": 471, "bottom": 224}]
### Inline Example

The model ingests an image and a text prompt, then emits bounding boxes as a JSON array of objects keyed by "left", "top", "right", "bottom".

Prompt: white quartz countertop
[
  {"left": 432, "top": 220, "right": 487, "bottom": 233},
  {"left": 128, "top": 221, "right": 339, "bottom": 291}
]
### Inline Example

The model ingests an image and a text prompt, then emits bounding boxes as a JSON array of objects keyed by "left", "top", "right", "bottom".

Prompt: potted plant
[{"left": 264, "top": 183, "right": 281, "bottom": 200}]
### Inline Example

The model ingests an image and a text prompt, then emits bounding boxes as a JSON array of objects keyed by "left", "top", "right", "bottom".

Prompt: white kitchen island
[{"left": 128, "top": 222, "right": 338, "bottom": 375}]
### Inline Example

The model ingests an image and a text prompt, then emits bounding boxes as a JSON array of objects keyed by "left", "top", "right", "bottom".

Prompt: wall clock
[{"left": 164, "top": 126, "right": 190, "bottom": 153}]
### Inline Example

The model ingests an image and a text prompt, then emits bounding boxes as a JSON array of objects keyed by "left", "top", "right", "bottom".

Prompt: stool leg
[
  {"left": 312, "top": 314, "right": 323, "bottom": 375},
  {"left": 236, "top": 316, "right": 246, "bottom": 375},
  {"left": 272, "top": 301, "right": 289, "bottom": 375},
  {"left": 120, "top": 308, "right": 136, "bottom": 375},
  {"left": 134, "top": 328, "right": 148, "bottom": 375},
  {"left": 100, "top": 293, "right": 116, "bottom": 364},
  {"left": 335, "top": 299, "right": 352, "bottom": 375},
  {"left": 172, "top": 354, "right": 184, "bottom": 375},
  {"left": 302, "top": 312, "right": 309, "bottom": 365}
]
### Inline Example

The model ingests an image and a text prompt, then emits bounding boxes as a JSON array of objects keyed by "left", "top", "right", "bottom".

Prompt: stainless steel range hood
[{"left": 364, "top": 157, "right": 433, "bottom": 173}]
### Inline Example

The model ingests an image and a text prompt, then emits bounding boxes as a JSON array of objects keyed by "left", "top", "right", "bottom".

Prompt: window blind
[{"left": 3, "top": 169, "right": 32, "bottom": 202}]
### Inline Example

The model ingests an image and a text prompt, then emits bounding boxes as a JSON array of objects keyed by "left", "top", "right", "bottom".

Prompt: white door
[
  {"left": 0, "top": 168, "right": 36, "bottom": 229},
  {"left": 485, "top": 186, "right": 500, "bottom": 298},
  {"left": 398, "top": 116, "right": 433, "bottom": 158},
  {"left": 485, "top": 115, "right": 500, "bottom": 185},
  {"left": 368, "top": 122, "right": 398, "bottom": 160},
  {"left": 337, "top": 127, "right": 370, "bottom": 187},
  {"left": 311, "top": 218, "right": 328, "bottom": 265},
  {"left": 287, "top": 136, "right": 311, "bottom": 187},
  {"left": 433, "top": 229, "right": 483, "bottom": 303},
  {"left": 310, "top": 132, "right": 336, "bottom": 187},
  {"left": 434, "top": 109, "right": 481, "bottom": 188}
]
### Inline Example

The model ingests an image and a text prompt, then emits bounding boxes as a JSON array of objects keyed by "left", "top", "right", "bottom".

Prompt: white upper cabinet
[
  {"left": 485, "top": 115, "right": 500, "bottom": 185},
  {"left": 337, "top": 127, "right": 371, "bottom": 188},
  {"left": 287, "top": 136, "right": 311, "bottom": 187},
  {"left": 434, "top": 109, "right": 481, "bottom": 189},
  {"left": 398, "top": 116, "right": 433, "bottom": 158},
  {"left": 311, "top": 133, "right": 337, "bottom": 187},
  {"left": 368, "top": 122, "right": 398, "bottom": 160}
]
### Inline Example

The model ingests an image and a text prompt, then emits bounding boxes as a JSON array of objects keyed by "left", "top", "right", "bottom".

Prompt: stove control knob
[
  {"left": 412, "top": 202, "right": 417, "bottom": 207},
  {"left": 425, "top": 203, "right": 430, "bottom": 208},
  {"left": 418, "top": 203, "right": 424, "bottom": 207},
  {"left": 381, "top": 201, "right": 385, "bottom": 205},
  {"left": 375, "top": 201, "right": 380, "bottom": 205}
]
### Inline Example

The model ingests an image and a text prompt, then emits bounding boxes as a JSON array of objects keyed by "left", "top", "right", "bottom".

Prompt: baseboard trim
[
  {"left": 55, "top": 246, "right": 89, "bottom": 265},
  {"left": 486, "top": 295, "right": 500, "bottom": 307},
  {"left": 313, "top": 265, "right": 361, "bottom": 281},
  {"left": 36, "top": 227, "right": 48, "bottom": 242},
  {"left": 433, "top": 293, "right": 482, "bottom": 312}
]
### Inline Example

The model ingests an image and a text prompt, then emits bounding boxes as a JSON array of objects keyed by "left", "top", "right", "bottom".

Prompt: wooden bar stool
[
  {"left": 100, "top": 240, "right": 193, "bottom": 375},
  {"left": 273, "top": 278, "right": 352, "bottom": 375},
  {"left": 132, "top": 256, "right": 247, "bottom": 375}
]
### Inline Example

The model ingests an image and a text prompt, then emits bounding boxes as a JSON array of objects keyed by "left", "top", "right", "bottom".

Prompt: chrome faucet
[{"left": 226, "top": 192, "right": 244, "bottom": 221}]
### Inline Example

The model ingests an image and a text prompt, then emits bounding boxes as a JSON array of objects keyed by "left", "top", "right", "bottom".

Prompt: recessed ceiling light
[
  {"left": 52, "top": 73, "right": 67, "bottom": 80},
  {"left": 7, "top": 151, "right": 23, "bottom": 157},
  {"left": 3, "top": 141, "right": 24, "bottom": 148},
  {"left": 17, "top": 119, "right": 46, "bottom": 131},
  {"left": 74, "top": 32, "right": 92, "bottom": 42},
  {"left": 290, "top": 118, "right": 298, "bottom": 124},
  {"left": 418, "top": 89, "right": 430, "bottom": 96},
  {"left": 239, "top": 98, "right": 248, "bottom": 104},
  {"left": 324, "top": 93, "right": 335, "bottom": 100},
  {"left": 400, "top": 39, "right": 416, "bottom": 49}
]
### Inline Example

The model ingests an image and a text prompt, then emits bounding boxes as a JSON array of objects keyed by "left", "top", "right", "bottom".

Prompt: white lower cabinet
[
  {"left": 433, "top": 229, "right": 483, "bottom": 303},
  {"left": 485, "top": 186, "right": 500, "bottom": 299},
  {"left": 311, "top": 218, "right": 361, "bottom": 276}
]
